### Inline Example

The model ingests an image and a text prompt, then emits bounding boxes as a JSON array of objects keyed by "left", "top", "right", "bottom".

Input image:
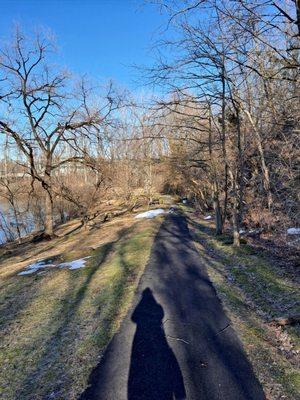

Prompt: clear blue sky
[{"left": 0, "top": 0, "right": 170, "bottom": 90}]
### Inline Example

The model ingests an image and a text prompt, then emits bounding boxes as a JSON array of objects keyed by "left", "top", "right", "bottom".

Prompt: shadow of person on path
[{"left": 128, "top": 288, "right": 186, "bottom": 400}]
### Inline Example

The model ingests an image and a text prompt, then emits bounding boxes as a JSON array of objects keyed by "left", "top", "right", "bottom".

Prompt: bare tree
[
  {"left": 149, "top": 0, "right": 299, "bottom": 241},
  {"left": 0, "top": 29, "right": 118, "bottom": 238}
]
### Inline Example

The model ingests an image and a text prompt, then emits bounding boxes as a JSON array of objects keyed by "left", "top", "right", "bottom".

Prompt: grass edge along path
[
  {"left": 0, "top": 217, "right": 162, "bottom": 400},
  {"left": 185, "top": 210, "right": 300, "bottom": 400}
]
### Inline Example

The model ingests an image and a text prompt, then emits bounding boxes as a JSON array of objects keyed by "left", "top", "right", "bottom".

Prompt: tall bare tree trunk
[
  {"left": 232, "top": 193, "right": 240, "bottom": 247},
  {"left": 243, "top": 109, "right": 273, "bottom": 212},
  {"left": 44, "top": 188, "right": 54, "bottom": 238},
  {"left": 229, "top": 97, "right": 244, "bottom": 247},
  {"left": 43, "top": 160, "right": 54, "bottom": 238},
  {"left": 213, "top": 182, "right": 223, "bottom": 235},
  {"left": 221, "top": 61, "right": 228, "bottom": 227},
  {"left": 230, "top": 167, "right": 241, "bottom": 247},
  {"left": 208, "top": 109, "right": 223, "bottom": 235}
]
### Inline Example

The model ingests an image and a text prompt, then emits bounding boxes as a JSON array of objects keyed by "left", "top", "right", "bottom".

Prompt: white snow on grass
[
  {"left": 17, "top": 261, "right": 56, "bottom": 275},
  {"left": 58, "top": 256, "right": 91, "bottom": 270},
  {"left": 287, "top": 227, "right": 300, "bottom": 235},
  {"left": 134, "top": 209, "right": 165, "bottom": 219},
  {"left": 204, "top": 215, "right": 212, "bottom": 220},
  {"left": 18, "top": 256, "right": 92, "bottom": 276},
  {"left": 18, "top": 269, "right": 39, "bottom": 276}
]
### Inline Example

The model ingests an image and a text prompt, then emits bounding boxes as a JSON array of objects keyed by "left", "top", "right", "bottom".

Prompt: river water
[
  {"left": 0, "top": 201, "right": 37, "bottom": 244},
  {"left": 0, "top": 201, "right": 70, "bottom": 244}
]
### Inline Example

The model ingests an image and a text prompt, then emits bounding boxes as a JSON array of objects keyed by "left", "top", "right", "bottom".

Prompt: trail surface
[{"left": 79, "top": 215, "right": 265, "bottom": 400}]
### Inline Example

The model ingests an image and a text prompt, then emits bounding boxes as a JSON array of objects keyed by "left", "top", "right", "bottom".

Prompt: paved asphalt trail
[{"left": 79, "top": 215, "right": 265, "bottom": 400}]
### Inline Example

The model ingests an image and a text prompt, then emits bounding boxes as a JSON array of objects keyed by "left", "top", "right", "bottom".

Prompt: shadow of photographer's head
[
  {"left": 129, "top": 287, "right": 186, "bottom": 400},
  {"left": 131, "top": 287, "right": 164, "bottom": 326}
]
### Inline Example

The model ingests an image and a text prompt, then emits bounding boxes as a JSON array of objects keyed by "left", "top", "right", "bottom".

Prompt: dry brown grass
[{"left": 0, "top": 208, "right": 164, "bottom": 400}]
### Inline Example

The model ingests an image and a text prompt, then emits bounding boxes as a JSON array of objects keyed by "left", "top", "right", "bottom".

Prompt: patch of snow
[
  {"left": 134, "top": 209, "right": 165, "bottom": 219},
  {"left": 17, "top": 261, "right": 56, "bottom": 276},
  {"left": 204, "top": 215, "right": 212, "bottom": 220},
  {"left": 18, "top": 269, "right": 38, "bottom": 276},
  {"left": 18, "top": 256, "right": 92, "bottom": 276},
  {"left": 247, "top": 229, "right": 263, "bottom": 236},
  {"left": 58, "top": 256, "right": 91, "bottom": 270},
  {"left": 287, "top": 228, "right": 300, "bottom": 235}
]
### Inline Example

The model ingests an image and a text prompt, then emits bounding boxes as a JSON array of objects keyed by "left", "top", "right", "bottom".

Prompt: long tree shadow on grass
[
  {"left": 187, "top": 216, "right": 299, "bottom": 313},
  {"left": 128, "top": 288, "right": 186, "bottom": 400},
  {"left": 183, "top": 216, "right": 300, "bottom": 397}
]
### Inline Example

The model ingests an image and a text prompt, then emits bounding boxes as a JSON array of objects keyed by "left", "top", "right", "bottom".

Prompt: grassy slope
[
  {"left": 185, "top": 208, "right": 300, "bottom": 400},
  {"left": 0, "top": 214, "right": 162, "bottom": 400}
]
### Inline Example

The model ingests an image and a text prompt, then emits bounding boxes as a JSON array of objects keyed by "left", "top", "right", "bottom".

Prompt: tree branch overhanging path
[{"left": 146, "top": 0, "right": 299, "bottom": 246}]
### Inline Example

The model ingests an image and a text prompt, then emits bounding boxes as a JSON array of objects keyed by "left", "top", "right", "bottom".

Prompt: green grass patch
[{"left": 187, "top": 216, "right": 300, "bottom": 400}]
